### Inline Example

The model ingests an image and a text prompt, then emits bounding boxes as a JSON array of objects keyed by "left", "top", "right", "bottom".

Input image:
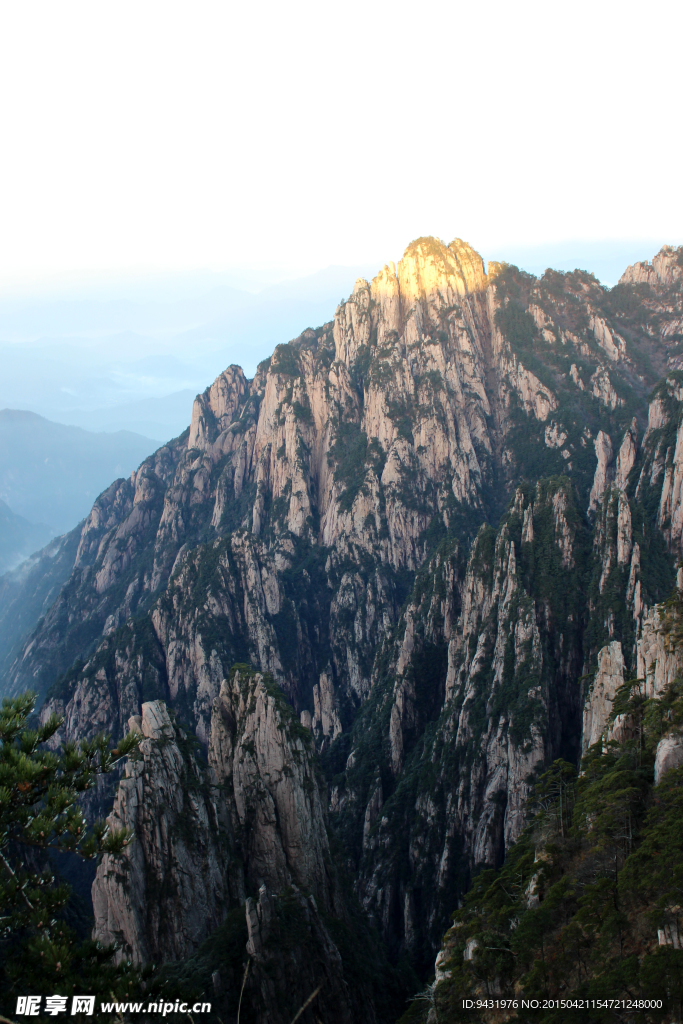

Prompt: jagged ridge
[{"left": 2, "top": 237, "right": 683, "bottom": 1015}]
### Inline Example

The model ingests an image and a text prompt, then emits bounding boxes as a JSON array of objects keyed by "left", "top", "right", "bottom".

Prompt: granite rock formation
[
  {"left": 4, "top": 238, "right": 683, "bottom": 1013},
  {"left": 92, "top": 701, "right": 231, "bottom": 964},
  {"left": 92, "top": 669, "right": 334, "bottom": 966}
]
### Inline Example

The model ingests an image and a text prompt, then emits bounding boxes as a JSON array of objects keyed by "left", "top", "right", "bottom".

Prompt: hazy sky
[{"left": 0, "top": 0, "right": 681, "bottom": 290}]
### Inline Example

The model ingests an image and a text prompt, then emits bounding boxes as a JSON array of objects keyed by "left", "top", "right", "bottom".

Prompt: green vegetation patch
[
  {"left": 270, "top": 343, "right": 301, "bottom": 377},
  {"left": 432, "top": 675, "right": 683, "bottom": 1022}
]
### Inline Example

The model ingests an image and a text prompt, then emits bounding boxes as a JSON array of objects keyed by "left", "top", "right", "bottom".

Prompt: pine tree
[{"left": 0, "top": 692, "right": 141, "bottom": 1018}]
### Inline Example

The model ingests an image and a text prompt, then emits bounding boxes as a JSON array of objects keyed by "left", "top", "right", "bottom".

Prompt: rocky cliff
[
  {"left": 92, "top": 700, "right": 232, "bottom": 964},
  {"left": 91, "top": 668, "right": 334, "bottom": 964},
  {"left": 5, "top": 237, "right": 683, "bottom": 1014},
  {"left": 208, "top": 667, "right": 333, "bottom": 906}
]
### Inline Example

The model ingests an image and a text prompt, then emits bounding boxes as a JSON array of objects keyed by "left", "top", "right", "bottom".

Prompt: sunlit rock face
[
  {"left": 188, "top": 365, "right": 249, "bottom": 450},
  {"left": 9, "top": 238, "right": 683, "bottom": 983},
  {"left": 620, "top": 245, "right": 683, "bottom": 292}
]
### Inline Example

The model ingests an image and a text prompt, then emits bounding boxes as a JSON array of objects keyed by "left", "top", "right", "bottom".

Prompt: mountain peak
[
  {"left": 398, "top": 235, "right": 488, "bottom": 309},
  {"left": 619, "top": 243, "right": 683, "bottom": 291}
]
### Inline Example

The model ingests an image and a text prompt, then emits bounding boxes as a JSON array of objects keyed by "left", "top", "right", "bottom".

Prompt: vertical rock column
[{"left": 92, "top": 700, "right": 232, "bottom": 963}]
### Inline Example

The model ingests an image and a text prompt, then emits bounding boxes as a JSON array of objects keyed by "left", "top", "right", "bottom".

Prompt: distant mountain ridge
[
  {"left": 0, "top": 264, "right": 380, "bottom": 435},
  {"left": 48, "top": 389, "right": 197, "bottom": 442},
  {"left": 0, "top": 409, "right": 158, "bottom": 534}
]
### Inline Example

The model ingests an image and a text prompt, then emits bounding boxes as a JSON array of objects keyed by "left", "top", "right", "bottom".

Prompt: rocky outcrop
[
  {"left": 589, "top": 365, "right": 621, "bottom": 410},
  {"left": 92, "top": 701, "right": 232, "bottom": 964},
  {"left": 208, "top": 668, "right": 332, "bottom": 906},
  {"left": 93, "top": 671, "right": 335, "bottom": 965},
  {"left": 615, "top": 419, "right": 638, "bottom": 491},
  {"left": 636, "top": 603, "right": 683, "bottom": 696},
  {"left": 589, "top": 316, "right": 625, "bottom": 363},
  {"left": 620, "top": 246, "right": 683, "bottom": 292},
  {"left": 588, "top": 431, "right": 613, "bottom": 512},
  {"left": 309, "top": 666, "right": 342, "bottom": 744},
  {"left": 581, "top": 641, "right": 625, "bottom": 753},
  {"left": 654, "top": 733, "right": 683, "bottom": 784},
  {"left": 188, "top": 365, "right": 249, "bottom": 450},
  {"left": 657, "top": 415, "right": 683, "bottom": 554}
]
